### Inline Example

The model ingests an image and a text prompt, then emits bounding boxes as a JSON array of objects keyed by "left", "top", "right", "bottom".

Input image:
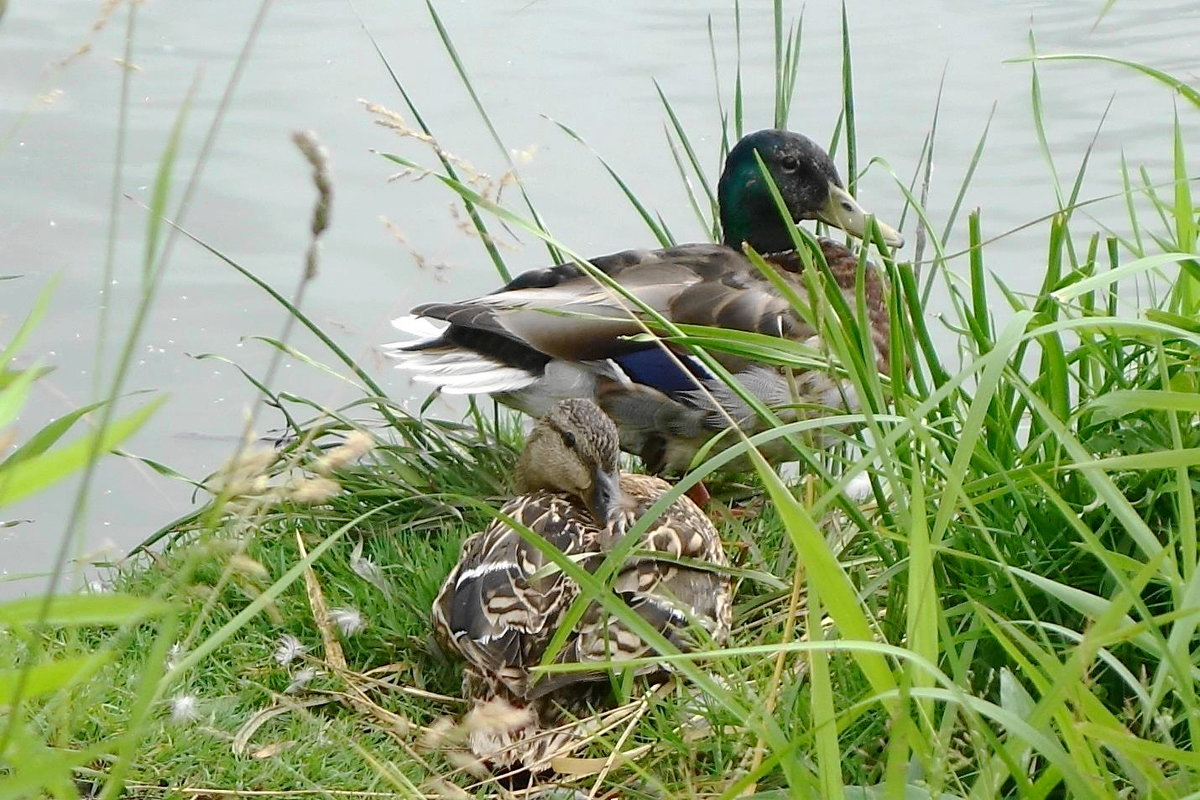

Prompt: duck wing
[
  {"left": 527, "top": 474, "right": 732, "bottom": 698},
  {"left": 411, "top": 243, "right": 818, "bottom": 364},
  {"left": 435, "top": 477, "right": 731, "bottom": 701},
  {"left": 433, "top": 491, "right": 599, "bottom": 697}
]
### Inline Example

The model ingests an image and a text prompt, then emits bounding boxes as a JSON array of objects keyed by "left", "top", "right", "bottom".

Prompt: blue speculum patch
[{"left": 612, "top": 348, "right": 713, "bottom": 396}]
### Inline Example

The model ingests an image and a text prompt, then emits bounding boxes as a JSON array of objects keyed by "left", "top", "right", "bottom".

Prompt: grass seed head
[
  {"left": 422, "top": 779, "right": 471, "bottom": 799},
  {"left": 418, "top": 716, "right": 462, "bottom": 751},
  {"left": 228, "top": 553, "right": 269, "bottom": 580},
  {"left": 463, "top": 697, "right": 533, "bottom": 737},
  {"left": 313, "top": 430, "right": 375, "bottom": 475},
  {"left": 208, "top": 447, "right": 277, "bottom": 499},
  {"left": 286, "top": 476, "right": 341, "bottom": 505},
  {"left": 444, "top": 747, "right": 490, "bottom": 779}
]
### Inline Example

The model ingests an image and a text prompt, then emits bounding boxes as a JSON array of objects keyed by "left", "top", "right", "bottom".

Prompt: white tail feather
[
  {"left": 383, "top": 314, "right": 448, "bottom": 350},
  {"left": 391, "top": 345, "right": 539, "bottom": 395},
  {"left": 415, "top": 370, "right": 539, "bottom": 394},
  {"left": 390, "top": 314, "right": 446, "bottom": 338},
  {"left": 395, "top": 353, "right": 506, "bottom": 375}
]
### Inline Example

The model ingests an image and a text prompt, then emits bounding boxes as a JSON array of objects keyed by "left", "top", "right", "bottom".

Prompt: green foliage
[
  {"left": 0, "top": 292, "right": 167, "bottom": 798},
  {"left": 5, "top": 1, "right": 1199, "bottom": 798}
]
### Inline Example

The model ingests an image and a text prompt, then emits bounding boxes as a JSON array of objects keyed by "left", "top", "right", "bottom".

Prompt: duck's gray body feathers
[
  {"left": 389, "top": 129, "right": 902, "bottom": 474},
  {"left": 390, "top": 240, "right": 889, "bottom": 472}
]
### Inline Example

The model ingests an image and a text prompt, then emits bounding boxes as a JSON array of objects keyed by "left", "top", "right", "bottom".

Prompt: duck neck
[
  {"left": 718, "top": 162, "right": 796, "bottom": 254},
  {"left": 513, "top": 447, "right": 544, "bottom": 495},
  {"left": 721, "top": 210, "right": 797, "bottom": 254}
]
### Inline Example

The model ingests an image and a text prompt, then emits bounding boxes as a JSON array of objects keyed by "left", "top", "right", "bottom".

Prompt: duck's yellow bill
[{"left": 815, "top": 183, "right": 905, "bottom": 248}]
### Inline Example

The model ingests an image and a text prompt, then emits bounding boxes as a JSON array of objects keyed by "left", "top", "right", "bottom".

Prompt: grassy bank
[{"left": 3, "top": 2, "right": 1200, "bottom": 798}]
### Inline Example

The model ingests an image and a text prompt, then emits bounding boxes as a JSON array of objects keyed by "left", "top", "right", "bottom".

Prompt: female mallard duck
[
  {"left": 432, "top": 399, "right": 731, "bottom": 773},
  {"left": 390, "top": 129, "right": 903, "bottom": 474}
]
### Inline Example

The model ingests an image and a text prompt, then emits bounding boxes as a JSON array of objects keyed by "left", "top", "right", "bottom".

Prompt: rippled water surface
[{"left": 1, "top": 0, "right": 1196, "bottom": 591}]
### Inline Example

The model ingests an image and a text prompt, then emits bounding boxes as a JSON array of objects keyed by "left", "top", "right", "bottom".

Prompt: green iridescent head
[{"left": 717, "top": 129, "right": 904, "bottom": 253}]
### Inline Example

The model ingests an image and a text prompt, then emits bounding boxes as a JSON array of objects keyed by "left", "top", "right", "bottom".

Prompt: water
[{"left": 1, "top": 0, "right": 1195, "bottom": 593}]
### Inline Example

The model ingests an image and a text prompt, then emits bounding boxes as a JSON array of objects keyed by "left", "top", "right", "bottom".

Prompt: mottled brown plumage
[{"left": 432, "top": 399, "right": 731, "bottom": 773}]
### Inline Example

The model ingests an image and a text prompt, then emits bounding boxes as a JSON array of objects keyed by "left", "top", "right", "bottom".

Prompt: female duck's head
[
  {"left": 515, "top": 399, "right": 624, "bottom": 531},
  {"left": 717, "top": 129, "right": 904, "bottom": 254}
]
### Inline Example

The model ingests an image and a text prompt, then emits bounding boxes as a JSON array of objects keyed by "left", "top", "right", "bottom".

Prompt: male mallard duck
[
  {"left": 432, "top": 399, "right": 731, "bottom": 773},
  {"left": 389, "top": 129, "right": 902, "bottom": 474}
]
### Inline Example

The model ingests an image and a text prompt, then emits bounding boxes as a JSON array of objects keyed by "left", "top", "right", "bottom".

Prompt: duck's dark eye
[
  {"left": 560, "top": 430, "right": 577, "bottom": 450},
  {"left": 779, "top": 155, "right": 800, "bottom": 172}
]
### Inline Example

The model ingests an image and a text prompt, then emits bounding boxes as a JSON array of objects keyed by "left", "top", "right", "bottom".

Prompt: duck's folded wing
[
  {"left": 415, "top": 259, "right": 705, "bottom": 362},
  {"left": 526, "top": 476, "right": 732, "bottom": 698},
  {"left": 432, "top": 494, "right": 596, "bottom": 686},
  {"left": 412, "top": 243, "right": 811, "bottom": 362},
  {"left": 524, "top": 561, "right": 730, "bottom": 698}
]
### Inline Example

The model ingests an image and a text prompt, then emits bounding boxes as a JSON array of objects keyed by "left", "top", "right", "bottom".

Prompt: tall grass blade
[
  {"left": 1026, "top": 33, "right": 1064, "bottom": 209},
  {"left": 654, "top": 80, "right": 719, "bottom": 232},
  {"left": 940, "top": 104, "right": 995, "bottom": 246},
  {"left": 0, "top": 397, "right": 165, "bottom": 507},
  {"left": 164, "top": 224, "right": 403, "bottom": 429},
  {"left": 0, "top": 594, "right": 169, "bottom": 627},
  {"left": 840, "top": 2, "right": 857, "bottom": 193},
  {"left": 0, "top": 654, "right": 110, "bottom": 704},
  {"left": 772, "top": 0, "right": 784, "bottom": 127},
  {"left": 0, "top": 364, "right": 39, "bottom": 432},
  {"left": 550, "top": 118, "right": 674, "bottom": 246},
  {"left": 904, "top": 68, "right": 943, "bottom": 273},
  {"left": 1, "top": 400, "right": 107, "bottom": 468},
  {"left": 754, "top": 452, "right": 898, "bottom": 701},
  {"left": 142, "top": 84, "right": 198, "bottom": 286},
  {"left": 355, "top": 23, "right": 511, "bottom": 282},
  {"left": 662, "top": 123, "right": 716, "bottom": 239},
  {"left": 733, "top": 0, "right": 744, "bottom": 138},
  {"left": 1119, "top": 151, "right": 1146, "bottom": 256},
  {"left": 1014, "top": 53, "right": 1200, "bottom": 110},
  {"left": 806, "top": 583, "right": 844, "bottom": 800},
  {"left": 1171, "top": 108, "right": 1198, "bottom": 316},
  {"left": 423, "top": 0, "right": 560, "bottom": 264},
  {"left": 95, "top": 2, "right": 138, "bottom": 395},
  {"left": 1051, "top": 251, "right": 1196, "bottom": 300},
  {"left": 905, "top": 453, "right": 938, "bottom": 717}
]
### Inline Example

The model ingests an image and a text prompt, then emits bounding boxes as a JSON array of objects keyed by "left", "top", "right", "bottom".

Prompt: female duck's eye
[
  {"left": 561, "top": 430, "right": 577, "bottom": 449},
  {"left": 779, "top": 155, "right": 800, "bottom": 172}
]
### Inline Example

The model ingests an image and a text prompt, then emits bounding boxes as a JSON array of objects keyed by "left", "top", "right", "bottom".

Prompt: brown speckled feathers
[
  {"left": 432, "top": 400, "right": 731, "bottom": 775},
  {"left": 433, "top": 473, "right": 730, "bottom": 701},
  {"left": 432, "top": 400, "right": 729, "bottom": 777}
]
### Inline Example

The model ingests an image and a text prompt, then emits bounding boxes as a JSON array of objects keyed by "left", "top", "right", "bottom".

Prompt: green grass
[{"left": 4, "top": 1, "right": 1200, "bottom": 798}]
